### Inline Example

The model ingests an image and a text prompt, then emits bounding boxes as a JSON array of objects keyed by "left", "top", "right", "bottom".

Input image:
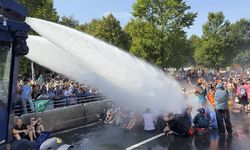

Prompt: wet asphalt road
[{"left": 57, "top": 112, "right": 250, "bottom": 150}]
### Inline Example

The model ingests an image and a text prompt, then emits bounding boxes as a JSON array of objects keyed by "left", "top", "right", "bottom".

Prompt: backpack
[
  {"left": 193, "top": 113, "right": 209, "bottom": 128},
  {"left": 240, "top": 86, "right": 247, "bottom": 97}
]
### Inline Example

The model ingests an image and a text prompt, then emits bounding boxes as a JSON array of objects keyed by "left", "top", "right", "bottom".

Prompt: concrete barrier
[{"left": 13, "top": 100, "right": 113, "bottom": 132}]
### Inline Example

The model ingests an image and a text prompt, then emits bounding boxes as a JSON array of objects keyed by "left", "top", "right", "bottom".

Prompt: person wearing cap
[
  {"left": 20, "top": 78, "right": 34, "bottom": 114},
  {"left": 214, "top": 82, "right": 233, "bottom": 135}
]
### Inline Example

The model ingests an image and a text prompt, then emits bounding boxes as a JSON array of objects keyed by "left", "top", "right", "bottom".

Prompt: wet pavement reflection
[{"left": 57, "top": 112, "right": 250, "bottom": 150}]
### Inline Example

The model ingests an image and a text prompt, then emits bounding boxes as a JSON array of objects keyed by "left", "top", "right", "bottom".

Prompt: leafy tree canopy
[
  {"left": 234, "top": 49, "right": 250, "bottom": 69},
  {"left": 126, "top": 0, "right": 197, "bottom": 68},
  {"left": 78, "top": 14, "right": 131, "bottom": 50},
  {"left": 17, "top": 0, "right": 59, "bottom": 76},
  {"left": 59, "top": 15, "right": 79, "bottom": 28}
]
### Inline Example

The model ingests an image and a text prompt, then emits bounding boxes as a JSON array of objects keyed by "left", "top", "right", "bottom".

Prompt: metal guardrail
[{"left": 13, "top": 94, "right": 109, "bottom": 116}]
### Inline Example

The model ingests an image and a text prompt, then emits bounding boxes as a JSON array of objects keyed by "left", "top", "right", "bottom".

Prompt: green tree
[
  {"left": 195, "top": 36, "right": 226, "bottom": 69},
  {"left": 78, "top": 14, "right": 131, "bottom": 50},
  {"left": 195, "top": 12, "right": 250, "bottom": 69},
  {"left": 17, "top": 0, "right": 59, "bottom": 22},
  {"left": 126, "top": 0, "right": 197, "bottom": 68},
  {"left": 18, "top": 58, "right": 31, "bottom": 77},
  {"left": 230, "top": 19, "right": 250, "bottom": 69},
  {"left": 125, "top": 19, "right": 160, "bottom": 64},
  {"left": 187, "top": 35, "right": 201, "bottom": 66},
  {"left": 230, "top": 19, "right": 250, "bottom": 53},
  {"left": 59, "top": 15, "right": 79, "bottom": 28},
  {"left": 194, "top": 12, "right": 232, "bottom": 69},
  {"left": 17, "top": 0, "right": 59, "bottom": 77},
  {"left": 234, "top": 50, "right": 250, "bottom": 69}
]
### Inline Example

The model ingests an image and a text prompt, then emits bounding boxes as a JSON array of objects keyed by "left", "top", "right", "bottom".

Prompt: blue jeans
[{"left": 21, "top": 97, "right": 34, "bottom": 114}]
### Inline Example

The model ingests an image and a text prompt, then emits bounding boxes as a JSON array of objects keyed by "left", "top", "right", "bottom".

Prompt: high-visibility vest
[{"left": 207, "top": 90, "right": 215, "bottom": 106}]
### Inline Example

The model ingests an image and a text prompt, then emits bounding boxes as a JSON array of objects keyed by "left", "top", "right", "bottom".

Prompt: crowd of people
[
  {"left": 16, "top": 73, "right": 101, "bottom": 114},
  {"left": 101, "top": 104, "right": 215, "bottom": 136},
  {"left": 12, "top": 68, "right": 250, "bottom": 149},
  {"left": 101, "top": 69, "right": 250, "bottom": 138}
]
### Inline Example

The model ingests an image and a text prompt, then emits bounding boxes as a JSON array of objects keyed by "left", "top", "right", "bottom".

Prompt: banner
[{"left": 33, "top": 99, "right": 49, "bottom": 112}]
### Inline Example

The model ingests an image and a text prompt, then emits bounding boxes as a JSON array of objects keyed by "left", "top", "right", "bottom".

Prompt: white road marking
[{"left": 125, "top": 133, "right": 165, "bottom": 150}]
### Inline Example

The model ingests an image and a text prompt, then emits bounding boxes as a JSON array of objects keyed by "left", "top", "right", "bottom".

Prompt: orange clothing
[{"left": 207, "top": 90, "right": 215, "bottom": 106}]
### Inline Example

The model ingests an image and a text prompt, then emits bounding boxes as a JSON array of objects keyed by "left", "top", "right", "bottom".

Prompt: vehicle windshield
[{"left": 0, "top": 45, "right": 12, "bottom": 109}]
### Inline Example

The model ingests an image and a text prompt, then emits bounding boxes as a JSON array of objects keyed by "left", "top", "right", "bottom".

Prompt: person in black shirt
[
  {"left": 163, "top": 106, "right": 193, "bottom": 136},
  {"left": 13, "top": 118, "right": 40, "bottom": 141}
]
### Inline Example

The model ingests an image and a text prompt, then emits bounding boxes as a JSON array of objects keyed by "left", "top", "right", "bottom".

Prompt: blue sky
[{"left": 54, "top": 0, "right": 250, "bottom": 37}]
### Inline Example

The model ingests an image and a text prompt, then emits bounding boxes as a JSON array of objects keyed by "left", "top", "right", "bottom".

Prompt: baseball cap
[{"left": 39, "top": 137, "right": 73, "bottom": 150}]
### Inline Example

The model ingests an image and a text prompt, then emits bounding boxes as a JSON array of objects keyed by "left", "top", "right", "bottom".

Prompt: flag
[
  {"left": 36, "top": 74, "right": 44, "bottom": 85},
  {"left": 33, "top": 99, "right": 49, "bottom": 112}
]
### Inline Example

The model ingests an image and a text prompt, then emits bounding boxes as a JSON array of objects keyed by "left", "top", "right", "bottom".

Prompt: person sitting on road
[
  {"left": 193, "top": 108, "right": 209, "bottom": 135},
  {"left": 36, "top": 118, "right": 45, "bottom": 135},
  {"left": 28, "top": 117, "right": 45, "bottom": 140},
  {"left": 97, "top": 108, "right": 108, "bottom": 122},
  {"left": 126, "top": 111, "right": 141, "bottom": 130},
  {"left": 29, "top": 117, "right": 37, "bottom": 140},
  {"left": 119, "top": 111, "right": 131, "bottom": 128},
  {"left": 163, "top": 106, "right": 194, "bottom": 136},
  {"left": 142, "top": 108, "right": 156, "bottom": 132},
  {"left": 13, "top": 118, "right": 40, "bottom": 141},
  {"left": 156, "top": 114, "right": 168, "bottom": 133},
  {"left": 104, "top": 105, "right": 116, "bottom": 124},
  {"left": 111, "top": 108, "right": 123, "bottom": 126}
]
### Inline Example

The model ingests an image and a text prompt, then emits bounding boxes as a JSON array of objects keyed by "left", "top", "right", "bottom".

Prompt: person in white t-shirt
[{"left": 142, "top": 108, "right": 155, "bottom": 132}]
